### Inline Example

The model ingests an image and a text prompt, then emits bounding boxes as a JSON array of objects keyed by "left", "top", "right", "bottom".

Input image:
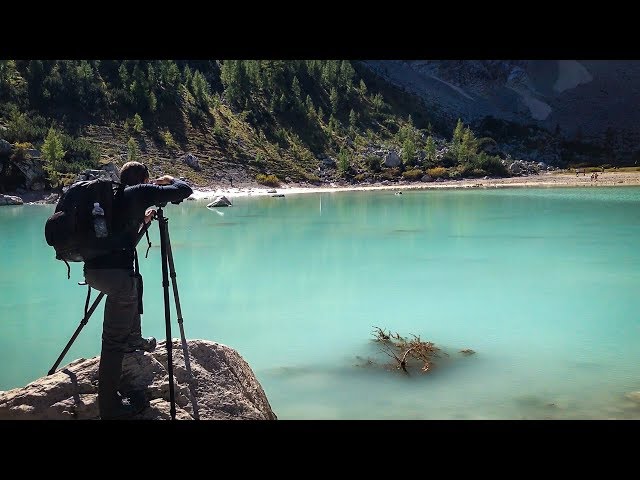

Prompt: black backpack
[{"left": 45, "top": 178, "right": 123, "bottom": 278}]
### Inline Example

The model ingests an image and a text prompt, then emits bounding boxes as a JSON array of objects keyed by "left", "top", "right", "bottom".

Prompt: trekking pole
[{"left": 48, "top": 286, "right": 104, "bottom": 375}]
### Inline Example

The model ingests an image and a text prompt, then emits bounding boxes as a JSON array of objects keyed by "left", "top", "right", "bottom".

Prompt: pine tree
[
  {"left": 133, "top": 113, "right": 143, "bottom": 133},
  {"left": 337, "top": 148, "right": 350, "bottom": 176},
  {"left": 452, "top": 118, "right": 464, "bottom": 144},
  {"left": 191, "top": 70, "right": 211, "bottom": 107},
  {"left": 330, "top": 87, "right": 339, "bottom": 114},
  {"left": 42, "top": 127, "right": 65, "bottom": 170},
  {"left": 183, "top": 66, "right": 193, "bottom": 90},
  {"left": 127, "top": 137, "right": 139, "bottom": 161},
  {"left": 461, "top": 127, "right": 473, "bottom": 162},
  {"left": 339, "top": 61, "right": 355, "bottom": 90},
  {"left": 349, "top": 109, "right": 357, "bottom": 131},
  {"left": 220, "top": 60, "right": 247, "bottom": 107},
  {"left": 118, "top": 63, "right": 129, "bottom": 87},
  {"left": 292, "top": 76, "right": 302, "bottom": 99},
  {"left": 451, "top": 118, "right": 465, "bottom": 160},
  {"left": 424, "top": 135, "right": 436, "bottom": 165},
  {"left": 148, "top": 90, "right": 157, "bottom": 112},
  {"left": 305, "top": 94, "right": 315, "bottom": 118},
  {"left": 279, "top": 93, "right": 287, "bottom": 112},
  {"left": 358, "top": 79, "right": 367, "bottom": 96},
  {"left": 402, "top": 136, "right": 416, "bottom": 166},
  {"left": 371, "top": 93, "right": 384, "bottom": 113}
]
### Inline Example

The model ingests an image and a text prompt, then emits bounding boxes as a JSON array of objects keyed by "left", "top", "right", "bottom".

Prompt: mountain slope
[{"left": 362, "top": 60, "right": 640, "bottom": 163}]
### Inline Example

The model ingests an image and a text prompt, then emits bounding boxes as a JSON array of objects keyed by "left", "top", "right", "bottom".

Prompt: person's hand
[
  {"left": 153, "top": 175, "right": 174, "bottom": 186},
  {"left": 144, "top": 208, "right": 157, "bottom": 224}
]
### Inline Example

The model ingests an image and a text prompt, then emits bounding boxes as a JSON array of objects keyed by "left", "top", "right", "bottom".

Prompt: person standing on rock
[{"left": 83, "top": 161, "right": 193, "bottom": 419}]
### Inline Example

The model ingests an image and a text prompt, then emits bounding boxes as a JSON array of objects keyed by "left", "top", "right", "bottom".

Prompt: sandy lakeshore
[
  {"left": 7, "top": 170, "right": 640, "bottom": 205},
  {"left": 189, "top": 170, "right": 640, "bottom": 201}
]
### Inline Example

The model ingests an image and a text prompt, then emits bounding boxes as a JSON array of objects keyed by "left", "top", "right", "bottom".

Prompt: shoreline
[
  {"left": 189, "top": 170, "right": 640, "bottom": 200},
  {"left": 7, "top": 170, "right": 640, "bottom": 205}
]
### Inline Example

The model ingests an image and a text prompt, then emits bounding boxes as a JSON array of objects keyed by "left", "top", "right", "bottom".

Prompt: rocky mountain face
[{"left": 362, "top": 60, "right": 640, "bottom": 165}]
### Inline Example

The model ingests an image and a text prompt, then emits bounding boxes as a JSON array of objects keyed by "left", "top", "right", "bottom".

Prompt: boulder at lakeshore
[
  {"left": 207, "top": 195, "right": 232, "bottom": 207},
  {"left": 0, "top": 339, "right": 277, "bottom": 420},
  {"left": 0, "top": 194, "right": 23, "bottom": 206}
]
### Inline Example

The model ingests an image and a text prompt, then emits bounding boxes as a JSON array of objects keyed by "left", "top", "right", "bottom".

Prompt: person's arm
[{"left": 127, "top": 176, "right": 194, "bottom": 208}]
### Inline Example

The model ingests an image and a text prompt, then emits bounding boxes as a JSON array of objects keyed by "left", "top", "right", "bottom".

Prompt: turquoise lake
[{"left": 2, "top": 187, "right": 640, "bottom": 419}]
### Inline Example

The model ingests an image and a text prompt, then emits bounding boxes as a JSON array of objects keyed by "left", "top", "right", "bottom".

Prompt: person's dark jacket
[{"left": 85, "top": 179, "right": 193, "bottom": 270}]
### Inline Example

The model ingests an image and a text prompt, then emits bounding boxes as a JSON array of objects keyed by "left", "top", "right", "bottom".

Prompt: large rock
[
  {"left": 0, "top": 139, "right": 11, "bottom": 156},
  {"left": 384, "top": 151, "right": 401, "bottom": 167},
  {"left": 0, "top": 339, "right": 277, "bottom": 420},
  {"left": 207, "top": 196, "right": 232, "bottom": 207},
  {"left": 11, "top": 156, "right": 46, "bottom": 191},
  {"left": 101, "top": 162, "right": 120, "bottom": 181},
  {"left": 509, "top": 162, "right": 523, "bottom": 175},
  {"left": 182, "top": 153, "right": 201, "bottom": 171},
  {"left": 0, "top": 194, "right": 23, "bottom": 206},
  {"left": 26, "top": 149, "right": 41, "bottom": 159},
  {"left": 75, "top": 162, "right": 120, "bottom": 183}
]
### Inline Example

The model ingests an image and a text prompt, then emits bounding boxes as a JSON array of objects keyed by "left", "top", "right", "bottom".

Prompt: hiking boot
[
  {"left": 99, "top": 395, "right": 144, "bottom": 420},
  {"left": 124, "top": 336, "right": 157, "bottom": 353}
]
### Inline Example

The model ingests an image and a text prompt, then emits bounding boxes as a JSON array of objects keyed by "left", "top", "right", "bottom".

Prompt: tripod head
[{"left": 155, "top": 199, "right": 184, "bottom": 208}]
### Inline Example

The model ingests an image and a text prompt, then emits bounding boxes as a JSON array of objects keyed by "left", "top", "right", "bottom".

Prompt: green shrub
[
  {"left": 354, "top": 173, "right": 367, "bottom": 182},
  {"left": 402, "top": 168, "right": 423, "bottom": 181},
  {"left": 132, "top": 113, "right": 144, "bottom": 133},
  {"left": 160, "top": 129, "right": 178, "bottom": 150},
  {"left": 427, "top": 166, "right": 448, "bottom": 179},
  {"left": 380, "top": 167, "right": 400, "bottom": 180},
  {"left": 251, "top": 152, "right": 267, "bottom": 171},
  {"left": 474, "top": 153, "right": 508, "bottom": 177},
  {"left": 366, "top": 155, "right": 382, "bottom": 172},
  {"left": 212, "top": 123, "right": 224, "bottom": 138},
  {"left": 60, "top": 134, "right": 101, "bottom": 172},
  {"left": 256, "top": 173, "right": 280, "bottom": 187},
  {"left": 4, "top": 110, "right": 48, "bottom": 143},
  {"left": 127, "top": 137, "right": 139, "bottom": 162},
  {"left": 304, "top": 173, "right": 322, "bottom": 185},
  {"left": 337, "top": 148, "right": 350, "bottom": 176}
]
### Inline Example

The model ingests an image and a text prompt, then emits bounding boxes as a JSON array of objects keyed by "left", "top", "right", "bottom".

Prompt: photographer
[{"left": 83, "top": 161, "right": 193, "bottom": 420}]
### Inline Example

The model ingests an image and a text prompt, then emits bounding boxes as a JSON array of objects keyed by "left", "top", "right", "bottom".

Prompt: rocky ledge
[{"left": 0, "top": 339, "right": 277, "bottom": 420}]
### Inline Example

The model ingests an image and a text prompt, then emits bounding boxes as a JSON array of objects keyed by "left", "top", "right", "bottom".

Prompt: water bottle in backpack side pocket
[{"left": 92, "top": 202, "right": 108, "bottom": 238}]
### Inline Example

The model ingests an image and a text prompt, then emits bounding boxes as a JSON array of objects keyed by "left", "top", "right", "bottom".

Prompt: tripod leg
[
  {"left": 158, "top": 209, "right": 176, "bottom": 420},
  {"left": 165, "top": 226, "right": 200, "bottom": 420},
  {"left": 48, "top": 292, "right": 105, "bottom": 375}
]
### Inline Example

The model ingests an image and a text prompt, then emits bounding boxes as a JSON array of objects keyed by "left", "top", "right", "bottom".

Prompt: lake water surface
[{"left": 1, "top": 187, "right": 639, "bottom": 419}]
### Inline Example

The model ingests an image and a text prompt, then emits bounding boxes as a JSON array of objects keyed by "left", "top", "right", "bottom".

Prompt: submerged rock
[{"left": 0, "top": 339, "right": 277, "bottom": 420}]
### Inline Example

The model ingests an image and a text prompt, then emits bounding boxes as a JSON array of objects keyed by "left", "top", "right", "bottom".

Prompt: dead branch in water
[{"left": 368, "top": 328, "right": 475, "bottom": 374}]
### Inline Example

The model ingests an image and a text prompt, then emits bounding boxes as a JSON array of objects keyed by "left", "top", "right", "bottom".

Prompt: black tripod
[
  {"left": 155, "top": 203, "right": 199, "bottom": 420},
  {"left": 48, "top": 204, "right": 198, "bottom": 421}
]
